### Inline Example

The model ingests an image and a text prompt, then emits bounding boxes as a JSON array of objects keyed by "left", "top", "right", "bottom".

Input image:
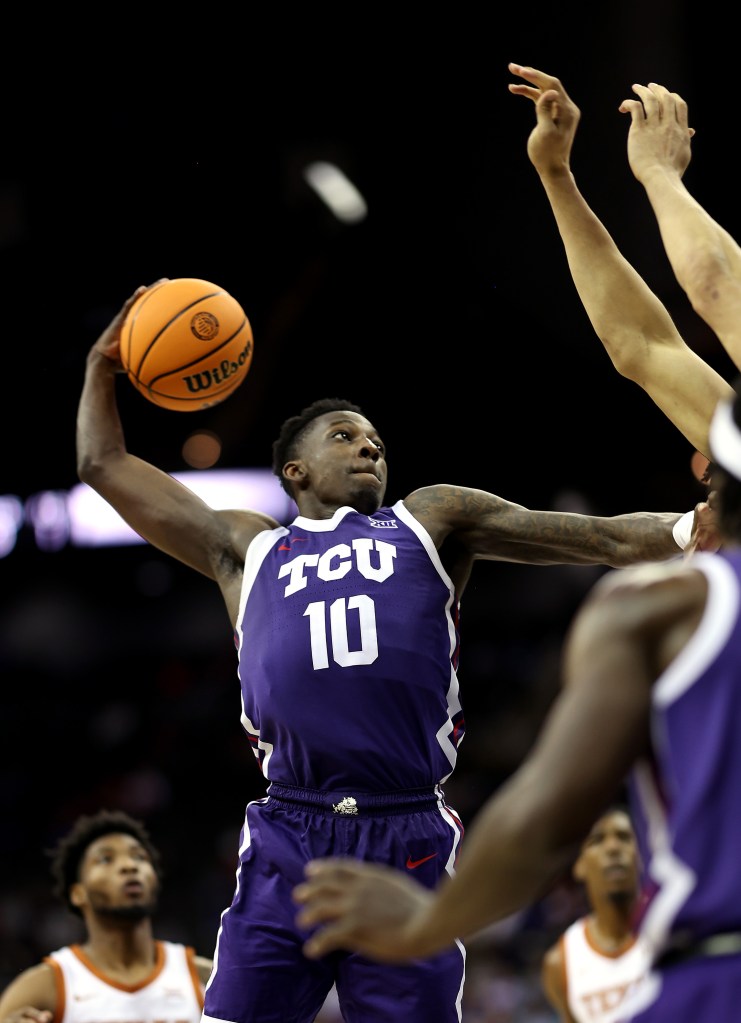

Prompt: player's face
[
  {"left": 292, "top": 411, "right": 388, "bottom": 513},
  {"left": 73, "top": 832, "right": 160, "bottom": 921},
  {"left": 575, "top": 811, "right": 639, "bottom": 901}
]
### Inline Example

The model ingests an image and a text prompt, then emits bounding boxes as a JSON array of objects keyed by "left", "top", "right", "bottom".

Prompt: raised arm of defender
[
  {"left": 620, "top": 81, "right": 741, "bottom": 376},
  {"left": 508, "top": 63, "right": 733, "bottom": 458}
]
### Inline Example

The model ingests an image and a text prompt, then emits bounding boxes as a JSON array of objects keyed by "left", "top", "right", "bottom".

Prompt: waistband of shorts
[
  {"left": 656, "top": 931, "right": 741, "bottom": 970},
  {"left": 265, "top": 782, "right": 443, "bottom": 816}
]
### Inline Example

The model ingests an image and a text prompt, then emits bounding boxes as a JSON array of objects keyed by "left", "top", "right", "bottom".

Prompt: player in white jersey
[
  {"left": 0, "top": 810, "right": 212, "bottom": 1023},
  {"left": 541, "top": 808, "right": 650, "bottom": 1023},
  {"left": 42, "top": 941, "right": 204, "bottom": 1023}
]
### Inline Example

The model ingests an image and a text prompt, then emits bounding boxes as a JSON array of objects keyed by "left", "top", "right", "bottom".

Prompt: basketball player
[
  {"left": 293, "top": 382, "right": 741, "bottom": 1022},
  {"left": 0, "top": 810, "right": 211, "bottom": 1023},
  {"left": 507, "top": 62, "right": 734, "bottom": 463},
  {"left": 541, "top": 807, "right": 649, "bottom": 1023},
  {"left": 76, "top": 288, "right": 696, "bottom": 1023}
]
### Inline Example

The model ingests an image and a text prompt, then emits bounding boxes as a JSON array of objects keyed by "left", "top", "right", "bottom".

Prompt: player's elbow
[
  {"left": 76, "top": 447, "right": 102, "bottom": 485},
  {"left": 76, "top": 444, "right": 122, "bottom": 488},
  {"left": 597, "top": 329, "right": 653, "bottom": 382},
  {"left": 598, "top": 323, "right": 689, "bottom": 388}
]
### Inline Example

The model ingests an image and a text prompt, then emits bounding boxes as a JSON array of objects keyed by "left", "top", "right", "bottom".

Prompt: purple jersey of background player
[
  {"left": 622, "top": 548, "right": 741, "bottom": 1021},
  {"left": 236, "top": 500, "right": 463, "bottom": 791}
]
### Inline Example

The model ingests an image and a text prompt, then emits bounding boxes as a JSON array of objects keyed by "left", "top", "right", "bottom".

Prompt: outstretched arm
[
  {"left": 620, "top": 82, "right": 741, "bottom": 375},
  {"left": 508, "top": 63, "right": 733, "bottom": 458},
  {"left": 407, "top": 484, "right": 690, "bottom": 570}
]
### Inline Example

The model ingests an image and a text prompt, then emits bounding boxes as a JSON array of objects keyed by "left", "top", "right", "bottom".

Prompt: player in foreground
[
  {"left": 541, "top": 806, "right": 649, "bottom": 1023},
  {"left": 0, "top": 810, "right": 211, "bottom": 1023},
  {"left": 293, "top": 384, "right": 741, "bottom": 1022},
  {"left": 77, "top": 284, "right": 697, "bottom": 1023}
]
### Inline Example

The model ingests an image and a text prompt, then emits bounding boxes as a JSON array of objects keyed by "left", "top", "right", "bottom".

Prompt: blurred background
[{"left": 0, "top": 6, "right": 734, "bottom": 1019}]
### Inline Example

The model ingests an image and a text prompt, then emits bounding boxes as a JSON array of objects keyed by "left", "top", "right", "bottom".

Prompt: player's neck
[
  {"left": 81, "top": 917, "right": 156, "bottom": 974},
  {"left": 587, "top": 907, "right": 635, "bottom": 952},
  {"left": 296, "top": 488, "right": 383, "bottom": 520}
]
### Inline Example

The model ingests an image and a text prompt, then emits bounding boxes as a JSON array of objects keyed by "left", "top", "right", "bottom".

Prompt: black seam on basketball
[
  {"left": 126, "top": 280, "right": 169, "bottom": 377},
  {"left": 134, "top": 291, "right": 225, "bottom": 378}
]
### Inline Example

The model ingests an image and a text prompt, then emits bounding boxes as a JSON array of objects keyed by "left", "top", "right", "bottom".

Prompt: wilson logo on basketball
[
  {"left": 190, "top": 311, "right": 220, "bottom": 341},
  {"left": 182, "top": 338, "right": 254, "bottom": 394}
]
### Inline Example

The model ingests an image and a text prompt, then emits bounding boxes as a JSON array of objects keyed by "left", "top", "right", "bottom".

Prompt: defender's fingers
[
  {"left": 629, "top": 83, "right": 660, "bottom": 117},
  {"left": 508, "top": 63, "right": 562, "bottom": 89},
  {"left": 618, "top": 97, "right": 645, "bottom": 121},
  {"left": 508, "top": 84, "right": 542, "bottom": 102},
  {"left": 303, "top": 921, "right": 359, "bottom": 959},
  {"left": 670, "top": 90, "right": 691, "bottom": 130}
]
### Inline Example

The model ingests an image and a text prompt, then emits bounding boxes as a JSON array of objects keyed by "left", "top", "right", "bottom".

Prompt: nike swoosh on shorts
[{"left": 406, "top": 853, "right": 438, "bottom": 869}]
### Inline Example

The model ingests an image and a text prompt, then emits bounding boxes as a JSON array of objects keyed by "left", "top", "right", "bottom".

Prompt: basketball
[{"left": 119, "top": 278, "right": 254, "bottom": 412}]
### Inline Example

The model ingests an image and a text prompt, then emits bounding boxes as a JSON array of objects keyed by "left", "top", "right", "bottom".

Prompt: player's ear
[
  {"left": 572, "top": 855, "right": 586, "bottom": 883},
  {"left": 284, "top": 460, "right": 307, "bottom": 486},
  {"left": 69, "top": 883, "right": 87, "bottom": 908}
]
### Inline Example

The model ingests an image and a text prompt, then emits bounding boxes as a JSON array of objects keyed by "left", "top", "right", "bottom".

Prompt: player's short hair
[
  {"left": 579, "top": 803, "right": 634, "bottom": 848},
  {"left": 272, "top": 397, "right": 365, "bottom": 497},
  {"left": 48, "top": 809, "right": 163, "bottom": 916}
]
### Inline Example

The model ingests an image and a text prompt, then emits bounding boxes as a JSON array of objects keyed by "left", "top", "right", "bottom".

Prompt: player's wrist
[
  {"left": 87, "top": 346, "right": 117, "bottom": 368},
  {"left": 636, "top": 164, "right": 686, "bottom": 194}
]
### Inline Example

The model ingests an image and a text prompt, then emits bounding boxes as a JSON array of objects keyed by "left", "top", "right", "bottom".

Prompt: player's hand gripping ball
[{"left": 119, "top": 278, "right": 254, "bottom": 411}]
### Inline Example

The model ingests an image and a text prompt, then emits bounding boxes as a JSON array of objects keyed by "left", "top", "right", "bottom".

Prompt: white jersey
[
  {"left": 45, "top": 941, "right": 204, "bottom": 1023},
  {"left": 561, "top": 917, "right": 650, "bottom": 1023}
]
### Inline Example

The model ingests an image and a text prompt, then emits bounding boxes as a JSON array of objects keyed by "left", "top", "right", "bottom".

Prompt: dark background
[{"left": 0, "top": 7, "right": 735, "bottom": 1016}]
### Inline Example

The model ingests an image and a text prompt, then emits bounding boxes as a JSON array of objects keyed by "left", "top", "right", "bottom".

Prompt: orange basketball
[{"left": 119, "top": 278, "right": 254, "bottom": 412}]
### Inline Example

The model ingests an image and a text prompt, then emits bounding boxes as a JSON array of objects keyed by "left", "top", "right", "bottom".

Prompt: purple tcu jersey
[
  {"left": 628, "top": 549, "right": 741, "bottom": 964},
  {"left": 235, "top": 500, "right": 464, "bottom": 792}
]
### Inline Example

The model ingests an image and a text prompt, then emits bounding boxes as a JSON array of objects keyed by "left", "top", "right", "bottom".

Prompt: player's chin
[
  {"left": 104, "top": 901, "right": 156, "bottom": 922},
  {"left": 349, "top": 478, "right": 385, "bottom": 512}
]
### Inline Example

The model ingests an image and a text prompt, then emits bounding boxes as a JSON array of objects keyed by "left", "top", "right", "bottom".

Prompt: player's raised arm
[
  {"left": 508, "top": 62, "right": 733, "bottom": 458},
  {"left": 621, "top": 82, "right": 741, "bottom": 376},
  {"left": 75, "top": 285, "right": 275, "bottom": 623}
]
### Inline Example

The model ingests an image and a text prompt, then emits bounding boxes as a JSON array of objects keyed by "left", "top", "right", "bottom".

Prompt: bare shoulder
[
  {"left": 217, "top": 508, "right": 280, "bottom": 547},
  {"left": 402, "top": 485, "right": 512, "bottom": 560},
  {"left": 589, "top": 558, "right": 708, "bottom": 608},
  {"left": 404, "top": 484, "right": 507, "bottom": 509},
  {"left": 0, "top": 962, "right": 57, "bottom": 1015},
  {"left": 211, "top": 508, "right": 280, "bottom": 573},
  {"left": 541, "top": 936, "right": 564, "bottom": 980},
  {"left": 540, "top": 938, "right": 569, "bottom": 1017},
  {"left": 404, "top": 484, "right": 510, "bottom": 530},
  {"left": 572, "top": 559, "right": 709, "bottom": 669},
  {"left": 203, "top": 509, "right": 281, "bottom": 627}
]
